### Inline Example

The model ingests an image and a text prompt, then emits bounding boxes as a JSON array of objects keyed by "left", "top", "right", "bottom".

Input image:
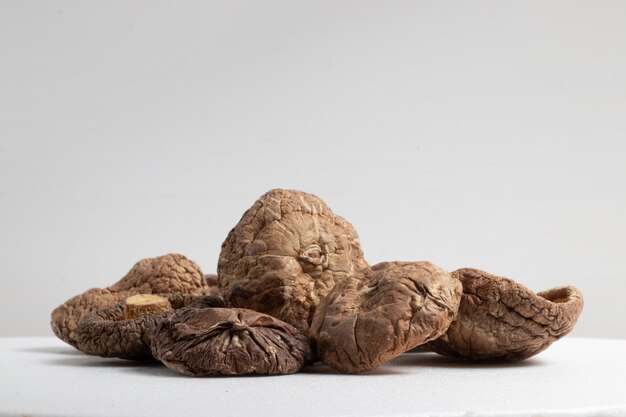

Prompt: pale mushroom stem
[{"left": 124, "top": 294, "right": 173, "bottom": 320}]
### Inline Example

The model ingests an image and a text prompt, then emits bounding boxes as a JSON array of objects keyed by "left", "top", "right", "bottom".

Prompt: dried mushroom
[
  {"left": 218, "top": 189, "right": 368, "bottom": 334},
  {"left": 424, "top": 268, "right": 584, "bottom": 360},
  {"left": 76, "top": 293, "right": 224, "bottom": 359},
  {"left": 310, "top": 261, "right": 462, "bottom": 373},
  {"left": 151, "top": 307, "right": 311, "bottom": 376},
  {"left": 50, "top": 189, "right": 586, "bottom": 376},
  {"left": 51, "top": 253, "right": 213, "bottom": 348},
  {"left": 203, "top": 274, "right": 221, "bottom": 296}
]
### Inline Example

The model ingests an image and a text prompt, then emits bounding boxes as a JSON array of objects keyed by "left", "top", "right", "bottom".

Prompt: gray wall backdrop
[{"left": 1, "top": 1, "right": 625, "bottom": 339}]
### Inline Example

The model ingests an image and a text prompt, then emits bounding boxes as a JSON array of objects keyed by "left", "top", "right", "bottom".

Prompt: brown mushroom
[
  {"left": 151, "top": 307, "right": 311, "bottom": 376},
  {"left": 218, "top": 189, "right": 368, "bottom": 335},
  {"left": 51, "top": 253, "right": 214, "bottom": 348},
  {"left": 309, "top": 261, "right": 462, "bottom": 373},
  {"left": 203, "top": 274, "right": 221, "bottom": 296},
  {"left": 75, "top": 293, "right": 224, "bottom": 360},
  {"left": 423, "top": 268, "right": 584, "bottom": 360}
]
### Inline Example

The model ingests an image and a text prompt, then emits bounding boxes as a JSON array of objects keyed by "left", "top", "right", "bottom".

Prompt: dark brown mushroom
[
  {"left": 76, "top": 294, "right": 225, "bottom": 360},
  {"left": 423, "top": 268, "right": 584, "bottom": 360},
  {"left": 151, "top": 307, "right": 311, "bottom": 376},
  {"left": 309, "top": 261, "right": 462, "bottom": 373},
  {"left": 203, "top": 274, "right": 220, "bottom": 296},
  {"left": 218, "top": 189, "right": 368, "bottom": 335},
  {"left": 51, "top": 253, "right": 214, "bottom": 348}
]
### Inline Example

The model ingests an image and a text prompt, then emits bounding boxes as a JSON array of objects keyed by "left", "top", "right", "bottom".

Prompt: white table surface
[{"left": 1, "top": 337, "right": 625, "bottom": 417}]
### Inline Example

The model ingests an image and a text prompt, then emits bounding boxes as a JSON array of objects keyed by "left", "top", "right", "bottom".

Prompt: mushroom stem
[{"left": 124, "top": 294, "right": 172, "bottom": 320}]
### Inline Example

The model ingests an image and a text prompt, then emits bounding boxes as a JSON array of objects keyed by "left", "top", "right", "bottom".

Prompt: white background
[{"left": 1, "top": 1, "right": 624, "bottom": 339}]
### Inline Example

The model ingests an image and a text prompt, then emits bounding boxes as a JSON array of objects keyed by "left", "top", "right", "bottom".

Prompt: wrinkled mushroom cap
[
  {"left": 151, "top": 307, "right": 311, "bottom": 376},
  {"left": 75, "top": 294, "right": 225, "bottom": 360},
  {"left": 310, "top": 261, "right": 462, "bottom": 373},
  {"left": 51, "top": 253, "right": 213, "bottom": 348},
  {"left": 424, "top": 268, "right": 584, "bottom": 360},
  {"left": 218, "top": 189, "right": 368, "bottom": 334}
]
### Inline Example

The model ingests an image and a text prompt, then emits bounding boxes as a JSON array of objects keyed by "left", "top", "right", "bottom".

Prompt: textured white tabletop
[{"left": 1, "top": 337, "right": 625, "bottom": 417}]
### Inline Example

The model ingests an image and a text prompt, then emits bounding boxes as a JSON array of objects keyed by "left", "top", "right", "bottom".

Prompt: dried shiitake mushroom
[
  {"left": 423, "top": 268, "right": 584, "bottom": 360},
  {"left": 51, "top": 253, "right": 213, "bottom": 348},
  {"left": 310, "top": 261, "right": 462, "bottom": 373},
  {"left": 76, "top": 294, "right": 224, "bottom": 360},
  {"left": 203, "top": 274, "right": 220, "bottom": 296},
  {"left": 151, "top": 307, "right": 311, "bottom": 376},
  {"left": 218, "top": 189, "right": 368, "bottom": 334}
]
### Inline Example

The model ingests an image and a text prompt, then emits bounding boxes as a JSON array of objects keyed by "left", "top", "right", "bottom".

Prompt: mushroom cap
[
  {"left": 203, "top": 274, "right": 220, "bottom": 295},
  {"left": 151, "top": 307, "right": 311, "bottom": 376},
  {"left": 424, "top": 268, "right": 584, "bottom": 360},
  {"left": 310, "top": 261, "right": 462, "bottom": 373},
  {"left": 51, "top": 253, "right": 213, "bottom": 348},
  {"left": 218, "top": 189, "right": 368, "bottom": 334},
  {"left": 75, "top": 294, "right": 225, "bottom": 360}
]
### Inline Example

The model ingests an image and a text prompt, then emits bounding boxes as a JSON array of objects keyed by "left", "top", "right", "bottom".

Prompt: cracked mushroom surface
[
  {"left": 310, "top": 261, "right": 462, "bottom": 373},
  {"left": 151, "top": 307, "right": 311, "bottom": 376},
  {"left": 423, "top": 268, "right": 584, "bottom": 360},
  {"left": 51, "top": 253, "right": 213, "bottom": 348},
  {"left": 75, "top": 293, "right": 225, "bottom": 360},
  {"left": 218, "top": 189, "right": 368, "bottom": 335}
]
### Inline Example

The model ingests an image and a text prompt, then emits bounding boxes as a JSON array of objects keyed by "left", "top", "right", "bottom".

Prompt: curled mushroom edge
[{"left": 422, "top": 268, "right": 584, "bottom": 361}]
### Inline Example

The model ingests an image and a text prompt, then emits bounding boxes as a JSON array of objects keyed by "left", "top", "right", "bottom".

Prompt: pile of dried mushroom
[{"left": 51, "top": 189, "right": 584, "bottom": 375}]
